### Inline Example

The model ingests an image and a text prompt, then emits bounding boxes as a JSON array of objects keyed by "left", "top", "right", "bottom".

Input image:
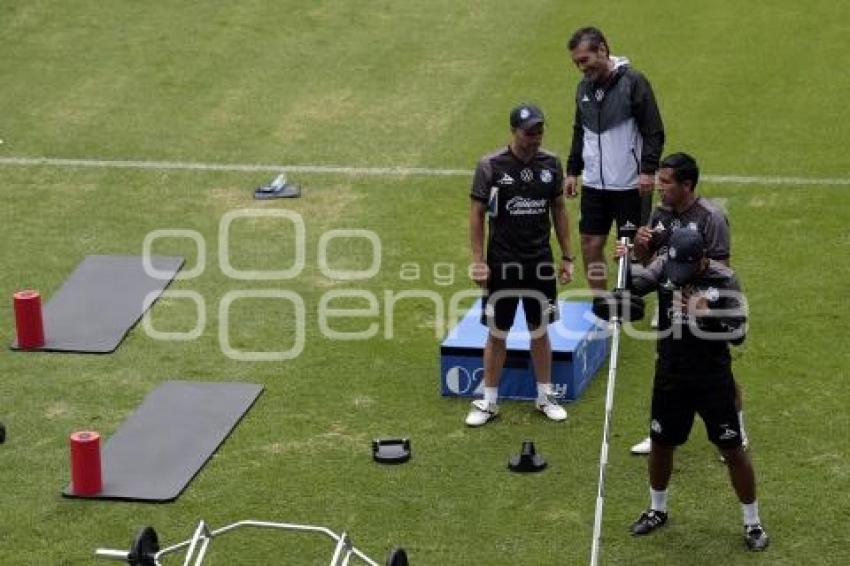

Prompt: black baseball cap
[
  {"left": 666, "top": 228, "right": 705, "bottom": 285},
  {"left": 510, "top": 104, "right": 545, "bottom": 130}
]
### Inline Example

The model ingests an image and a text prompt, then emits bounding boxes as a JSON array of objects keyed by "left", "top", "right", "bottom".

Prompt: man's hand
[
  {"left": 634, "top": 225, "right": 654, "bottom": 250},
  {"left": 564, "top": 175, "right": 579, "bottom": 198},
  {"left": 638, "top": 173, "right": 655, "bottom": 196},
  {"left": 677, "top": 287, "right": 709, "bottom": 315},
  {"left": 558, "top": 259, "right": 574, "bottom": 284},
  {"left": 469, "top": 261, "right": 489, "bottom": 288},
  {"left": 613, "top": 242, "right": 630, "bottom": 259}
]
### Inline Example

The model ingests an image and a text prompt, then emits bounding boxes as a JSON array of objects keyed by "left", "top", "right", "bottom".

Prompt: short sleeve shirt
[
  {"left": 471, "top": 147, "right": 564, "bottom": 263},
  {"left": 647, "top": 197, "right": 730, "bottom": 261}
]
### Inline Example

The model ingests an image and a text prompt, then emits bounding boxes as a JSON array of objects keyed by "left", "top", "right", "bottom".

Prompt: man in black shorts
[
  {"left": 564, "top": 26, "right": 665, "bottom": 291},
  {"left": 628, "top": 152, "right": 750, "bottom": 455},
  {"left": 607, "top": 228, "right": 768, "bottom": 551},
  {"left": 466, "top": 103, "right": 575, "bottom": 426}
]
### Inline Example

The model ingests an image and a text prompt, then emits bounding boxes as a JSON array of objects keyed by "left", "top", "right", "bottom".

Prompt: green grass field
[{"left": 1, "top": 1, "right": 848, "bottom": 564}]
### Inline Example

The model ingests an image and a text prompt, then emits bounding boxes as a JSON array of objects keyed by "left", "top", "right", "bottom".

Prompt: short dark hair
[
  {"left": 567, "top": 27, "right": 610, "bottom": 53},
  {"left": 660, "top": 152, "right": 700, "bottom": 190}
]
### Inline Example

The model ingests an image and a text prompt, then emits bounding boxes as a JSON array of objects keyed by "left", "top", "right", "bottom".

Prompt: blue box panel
[{"left": 440, "top": 300, "right": 607, "bottom": 401}]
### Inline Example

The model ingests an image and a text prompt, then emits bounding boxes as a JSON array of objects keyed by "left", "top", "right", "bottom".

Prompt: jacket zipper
[{"left": 596, "top": 91, "right": 605, "bottom": 188}]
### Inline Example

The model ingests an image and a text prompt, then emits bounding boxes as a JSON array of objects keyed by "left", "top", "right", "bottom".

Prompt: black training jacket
[
  {"left": 630, "top": 259, "right": 747, "bottom": 378},
  {"left": 567, "top": 57, "right": 664, "bottom": 190}
]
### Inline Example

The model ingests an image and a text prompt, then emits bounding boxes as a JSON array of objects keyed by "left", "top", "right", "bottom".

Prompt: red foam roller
[
  {"left": 70, "top": 431, "right": 103, "bottom": 495},
  {"left": 13, "top": 290, "right": 45, "bottom": 349}
]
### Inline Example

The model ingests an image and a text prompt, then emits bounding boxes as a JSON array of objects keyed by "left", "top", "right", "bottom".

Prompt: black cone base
[
  {"left": 373, "top": 438, "right": 411, "bottom": 464},
  {"left": 508, "top": 441, "right": 547, "bottom": 473}
]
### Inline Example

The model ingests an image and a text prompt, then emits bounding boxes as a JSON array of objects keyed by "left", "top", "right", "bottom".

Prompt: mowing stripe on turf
[{"left": 1, "top": 156, "right": 849, "bottom": 186}]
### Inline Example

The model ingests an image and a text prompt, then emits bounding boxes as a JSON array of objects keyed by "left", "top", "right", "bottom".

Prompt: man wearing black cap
[
  {"left": 564, "top": 26, "right": 665, "bottom": 292},
  {"left": 609, "top": 228, "right": 769, "bottom": 551},
  {"left": 466, "top": 103, "right": 575, "bottom": 426},
  {"left": 628, "top": 152, "right": 750, "bottom": 456}
]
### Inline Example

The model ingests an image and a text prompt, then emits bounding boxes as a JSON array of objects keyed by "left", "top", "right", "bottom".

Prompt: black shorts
[
  {"left": 481, "top": 261, "right": 558, "bottom": 333},
  {"left": 648, "top": 371, "right": 742, "bottom": 449},
  {"left": 579, "top": 186, "right": 643, "bottom": 235}
]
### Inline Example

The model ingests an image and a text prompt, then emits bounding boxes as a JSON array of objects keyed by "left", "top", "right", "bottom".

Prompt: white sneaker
[
  {"left": 535, "top": 396, "right": 567, "bottom": 422},
  {"left": 631, "top": 436, "right": 651, "bottom": 455},
  {"left": 465, "top": 400, "right": 499, "bottom": 427}
]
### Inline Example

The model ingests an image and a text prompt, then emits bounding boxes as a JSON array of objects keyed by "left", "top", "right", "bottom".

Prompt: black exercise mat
[
  {"left": 11, "top": 254, "right": 184, "bottom": 353},
  {"left": 63, "top": 380, "right": 264, "bottom": 502}
]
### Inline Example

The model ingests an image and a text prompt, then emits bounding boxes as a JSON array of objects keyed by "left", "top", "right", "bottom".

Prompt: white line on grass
[
  {"left": 1, "top": 156, "right": 849, "bottom": 186},
  {"left": 0, "top": 156, "right": 467, "bottom": 177}
]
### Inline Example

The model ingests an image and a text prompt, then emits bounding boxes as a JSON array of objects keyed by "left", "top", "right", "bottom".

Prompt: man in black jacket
[
  {"left": 607, "top": 228, "right": 769, "bottom": 552},
  {"left": 564, "top": 26, "right": 664, "bottom": 292}
]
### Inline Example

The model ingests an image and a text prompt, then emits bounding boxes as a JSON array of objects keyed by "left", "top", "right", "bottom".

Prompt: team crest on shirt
[
  {"left": 687, "top": 221, "right": 698, "bottom": 230},
  {"left": 703, "top": 286, "right": 720, "bottom": 302},
  {"left": 520, "top": 168, "right": 533, "bottom": 183},
  {"left": 540, "top": 169, "right": 553, "bottom": 183}
]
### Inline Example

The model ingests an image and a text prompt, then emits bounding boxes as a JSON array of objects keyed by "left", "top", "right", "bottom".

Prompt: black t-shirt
[
  {"left": 470, "top": 146, "right": 564, "bottom": 263},
  {"left": 631, "top": 259, "right": 747, "bottom": 379},
  {"left": 647, "top": 197, "right": 730, "bottom": 261}
]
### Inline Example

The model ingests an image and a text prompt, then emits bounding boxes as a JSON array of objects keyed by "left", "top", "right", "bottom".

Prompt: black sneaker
[
  {"left": 744, "top": 523, "right": 769, "bottom": 551},
  {"left": 630, "top": 509, "right": 668, "bottom": 535}
]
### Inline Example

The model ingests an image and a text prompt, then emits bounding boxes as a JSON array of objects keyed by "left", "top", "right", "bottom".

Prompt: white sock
[
  {"left": 650, "top": 488, "right": 668, "bottom": 513},
  {"left": 742, "top": 501, "right": 760, "bottom": 526},
  {"left": 484, "top": 387, "right": 499, "bottom": 405},
  {"left": 738, "top": 411, "right": 749, "bottom": 444},
  {"left": 536, "top": 382, "right": 551, "bottom": 403}
]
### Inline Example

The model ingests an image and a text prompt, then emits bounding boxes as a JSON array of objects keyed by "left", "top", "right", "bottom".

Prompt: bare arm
[
  {"left": 469, "top": 199, "right": 488, "bottom": 286},
  {"left": 550, "top": 194, "right": 574, "bottom": 283}
]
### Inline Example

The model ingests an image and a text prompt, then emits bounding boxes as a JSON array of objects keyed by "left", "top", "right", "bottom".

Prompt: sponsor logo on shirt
[
  {"left": 498, "top": 172, "right": 515, "bottom": 185},
  {"left": 506, "top": 196, "right": 547, "bottom": 216},
  {"left": 520, "top": 168, "right": 534, "bottom": 183},
  {"left": 581, "top": 94, "right": 591, "bottom": 103}
]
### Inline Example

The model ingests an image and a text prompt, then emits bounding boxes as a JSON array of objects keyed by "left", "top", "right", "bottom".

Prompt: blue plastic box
[{"left": 440, "top": 300, "right": 607, "bottom": 401}]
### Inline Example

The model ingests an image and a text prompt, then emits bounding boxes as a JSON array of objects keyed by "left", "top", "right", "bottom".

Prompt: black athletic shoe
[
  {"left": 630, "top": 509, "right": 668, "bottom": 535},
  {"left": 744, "top": 523, "right": 769, "bottom": 551}
]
